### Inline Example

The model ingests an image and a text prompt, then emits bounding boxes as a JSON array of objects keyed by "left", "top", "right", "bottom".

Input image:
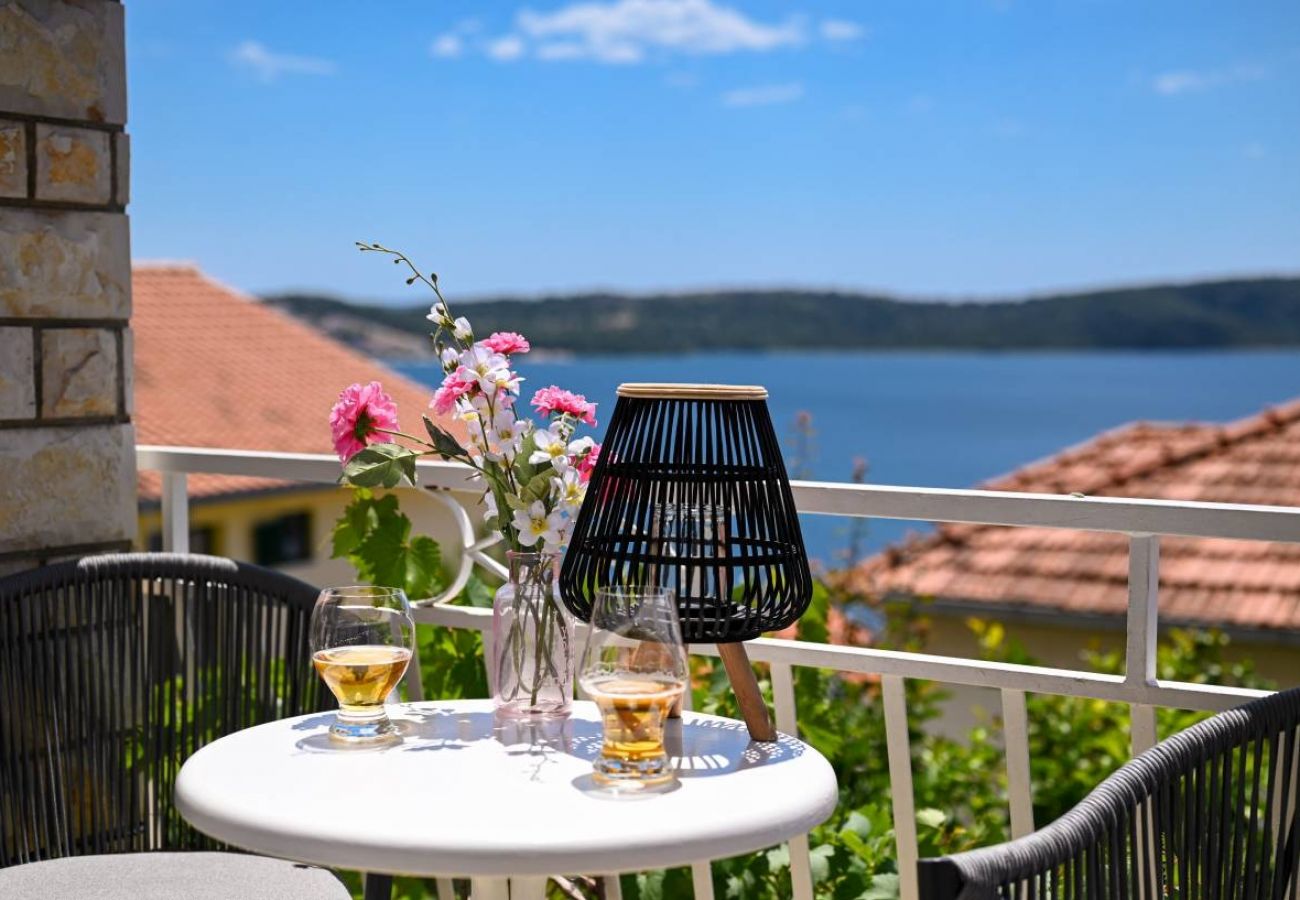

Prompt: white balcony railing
[{"left": 136, "top": 445, "right": 1300, "bottom": 900}]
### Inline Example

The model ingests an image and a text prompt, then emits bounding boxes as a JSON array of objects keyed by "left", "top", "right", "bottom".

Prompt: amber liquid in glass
[
  {"left": 583, "top": 676, "right": 684, "bottom": 781},
  {"left": 312, "top": 645, "right": 411, "bottom": 714}
]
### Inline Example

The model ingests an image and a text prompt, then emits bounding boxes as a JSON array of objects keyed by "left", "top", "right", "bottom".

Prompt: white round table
[{"left": 175, "top": 699, "right": 838, "bottom": 898}]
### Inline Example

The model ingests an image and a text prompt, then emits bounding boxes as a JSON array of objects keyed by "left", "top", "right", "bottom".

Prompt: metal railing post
[
  {"left": 883, "top": 675, "right": 920, "bottom": 900},
  {"left": 772, "top": 662, "right": 815, "bottom": 900},
  {"left": 1001, "top": 688, "right": 1035, "bottom": 838},
  {"left": 1126, "top": 535, "right": 1161, "bottom": 755},
  {"left": 161, "top": 471, "right": 190, "bottom": 553}
]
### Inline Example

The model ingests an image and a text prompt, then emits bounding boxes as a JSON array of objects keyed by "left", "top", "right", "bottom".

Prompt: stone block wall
[{"left": 0, "top": 0, "right": 135, "bottom": 572}]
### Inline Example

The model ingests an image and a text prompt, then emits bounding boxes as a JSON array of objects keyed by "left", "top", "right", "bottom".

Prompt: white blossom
[
  {"left": 512, "top": 501, "right": 564, "bottom": 547},
  {"left": 452, "top": 316, "right": 474, "bottom": 342},
  {"left": 455, "top": 345, "right": 511, "bottom": 396},
  {"left": 542, "top": 520, "right": 569, "bottom": 553},
  {"left": 486, "top": 409, "right": 529, "bottom": 460},
  {"left": 486, "top": 366, "right": 523, "bottom": 397},
  {"left": 528, "top": 428, "right": 572, "bottom": 472},
  {"left": 552, "top": 469, "right": 585, "bottom": 510},
  {"left": 440, "top": 346, "right": 460, "bottom": 372}
]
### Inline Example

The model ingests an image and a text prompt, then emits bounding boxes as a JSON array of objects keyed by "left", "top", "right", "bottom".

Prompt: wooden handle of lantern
[{"left": 717, "top": 642, "right": 778, "bottom": 742}]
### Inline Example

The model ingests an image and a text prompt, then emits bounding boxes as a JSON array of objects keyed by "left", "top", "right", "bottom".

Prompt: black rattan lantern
[{"left": 559, "top": 383, "right": 813, "bottom": 740}]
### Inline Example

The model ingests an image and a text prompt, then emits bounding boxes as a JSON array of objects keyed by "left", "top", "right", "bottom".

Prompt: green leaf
[
  {"left": 843, "top": 810, "right": 873, "bottom": 839},
  {"left": 633, "top": 868, "right": 693, "bottom": 900},
  {"left": 725, "top": 874, "right": 750, "bottom": 899},
  {"left": 403, "top": 535, "right": 444, "bottom": 600},
  {"left": 840, "top": 829, "right": 870, "bottom": 860},
  {"left": 862, "top": 873, "right": 901, "bottom": 900},
  {"left": 809, "top": 844, "right": 835, "bottom": 883},
  {"left": 355, "top": 516, "right": 448, "bottom": 600},
  {"left": 463, "top": 573, "right": 496, "bottom": 608},
  {"left": 423, "top": 415, "right": 469, "bottom": 460},
  {"left": 355, "top": 507, "right": 412, "bottom": 575},
  {"left": 330, "top": 489, "right": 449, "bottom": 600},
  {"left": 514, "top": 432, "right": 540, "bottom": 481},
  {"left": 330, "top": 488, "right": 375, "bottom": 560},
  {"left": 764, "top": 845, "right": 790, "bottom": 871},
  {"left": 521, "top": 471, "right": 553, "bottom": 504},
  {"left": 916, "top": 808, "right": 947, "bottom": 830},
  {"left": 831, "top": 872, "right": 872, "bottom": 900},
  {"left": 342, "top": 443, "right": 420, "bottom": 488}
]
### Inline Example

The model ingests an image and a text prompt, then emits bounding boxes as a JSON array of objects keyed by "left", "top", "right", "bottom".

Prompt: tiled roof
[
  {"left": 133, "top": 265, "right": 448, "bottom": 502},
  {"left": 848, "top": 400, "right": 1300, "bottom": 632}
]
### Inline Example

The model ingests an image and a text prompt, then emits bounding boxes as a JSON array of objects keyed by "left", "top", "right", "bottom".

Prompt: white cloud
[
  {"left": 229, "top": 40, "right": 335, "bottom": 82},
  {"left": 431, "top": 34, "right": 463, "bottom": 58},
  {"left": 440, "top": 1, "right": 875, "bottom": 65},
  {"left": 820, "top": 19, "right": 866, "bottom": 42},
  {"left": 487, "top": 35, "right": 527, "bottom": 61},
  {"left": 1152, "top": 63, "right": 1265, "bottom": 96},
  {"left": 467, "top": 0, "right": 802, "bottom": 64},
  {"left": 431, "top": 19, "right": 484, "bottom": 59},
  {"left": 1153, "top": 71, "right": 1209, "bottom": 95},
  {"left": 721, "top": 82, "right": 803, "bottom": 107}
]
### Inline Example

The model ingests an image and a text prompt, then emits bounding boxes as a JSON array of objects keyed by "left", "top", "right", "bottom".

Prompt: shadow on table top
[{"left": 289, "top": 705, "right": 804, "bottom": 779}]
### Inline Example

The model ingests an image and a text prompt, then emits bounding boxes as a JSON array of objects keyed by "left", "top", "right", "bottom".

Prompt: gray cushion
[{"left": 0, "top": 852, "right": 352, "bottom": 900}]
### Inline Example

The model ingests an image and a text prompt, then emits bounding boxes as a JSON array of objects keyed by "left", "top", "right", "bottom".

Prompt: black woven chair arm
[{"left": 918, "top": 685, "right": 1300, "bottom": 900}]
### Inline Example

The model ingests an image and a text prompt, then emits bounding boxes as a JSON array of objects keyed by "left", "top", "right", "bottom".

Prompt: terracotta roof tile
[
  {"left": 849, "top": 401, "right": 1300, "bottom": 633},
  {"left": 132, "top": 265, "right": 455, "bottom": 501}
]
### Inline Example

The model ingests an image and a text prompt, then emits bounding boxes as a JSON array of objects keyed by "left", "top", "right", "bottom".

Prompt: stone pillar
[{"left": 0, "top": 0, "right": 135, "bottom": 572}]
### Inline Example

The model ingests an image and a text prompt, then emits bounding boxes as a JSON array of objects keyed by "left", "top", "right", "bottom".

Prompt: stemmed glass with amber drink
[
  {"left": 310, "top": 586, "right": 415, "bottom": 742},
  {"left": 579, "top": 587, "right": 688, "bottom": 787}
]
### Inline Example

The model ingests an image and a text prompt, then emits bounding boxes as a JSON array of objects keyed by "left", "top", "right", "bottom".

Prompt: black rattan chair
[
  {"left": 0, "top": 553, "right": 349, "bottom": 899},
  {"left": 918, "top": 686, "right": 1300, "bottom": 900}
]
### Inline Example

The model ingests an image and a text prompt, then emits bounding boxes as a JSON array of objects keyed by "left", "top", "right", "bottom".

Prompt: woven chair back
[{"left": 0, "top": 553, "right": 325, "bottom": 866}]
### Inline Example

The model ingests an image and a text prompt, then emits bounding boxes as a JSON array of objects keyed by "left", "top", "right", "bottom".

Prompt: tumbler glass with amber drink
[
  {"left": 579, "top": 587, "right": 687, "bottom": 786},
  {"left": 310, "top": 586, "right": 415, "bottom": 742}
]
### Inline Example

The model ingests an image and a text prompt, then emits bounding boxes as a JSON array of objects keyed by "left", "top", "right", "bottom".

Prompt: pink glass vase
[{"left": 491, "top": 551, "right": 574, "bottom": 719}]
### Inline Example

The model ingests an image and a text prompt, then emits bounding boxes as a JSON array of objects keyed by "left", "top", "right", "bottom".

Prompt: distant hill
[{"left": 264, "top": 278, "right": 1300, "bottom": 357}]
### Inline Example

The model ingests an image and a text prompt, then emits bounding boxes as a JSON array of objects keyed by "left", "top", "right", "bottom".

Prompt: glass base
[
  {"left": 594, "top": 753, "right": 671, "bottom": 782},
  {"left": 329, "top": 712, "right": 397, "bottom": 743},
  {"left": 494, "top": 697, "right": 572, "bottom": 720}
]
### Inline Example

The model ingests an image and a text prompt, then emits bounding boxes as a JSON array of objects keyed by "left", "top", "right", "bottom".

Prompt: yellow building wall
[{"left": 138, "top": 486, "right": 483, "bottom": 593}]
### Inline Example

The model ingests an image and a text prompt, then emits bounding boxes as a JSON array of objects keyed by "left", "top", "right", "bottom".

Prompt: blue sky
[{"left": 127, "top": 0, "right": 1300, "bottom": 301}]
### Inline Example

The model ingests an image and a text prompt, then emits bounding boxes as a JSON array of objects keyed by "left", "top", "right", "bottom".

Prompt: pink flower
[
  {"left": 577, "top": 442, "right": 601, "bottom": 482},
  {"left": 482, "top": 331, "right": 531, "bottom": 356},
  {"left": 330, "top": 381, "right": 398, "bottom": 462},
  {"left": 431, "top": 374, "right": 475, "bottom": 416},
  {"left": 531, "top": 386, "right": 597, "bottom": 426}
]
